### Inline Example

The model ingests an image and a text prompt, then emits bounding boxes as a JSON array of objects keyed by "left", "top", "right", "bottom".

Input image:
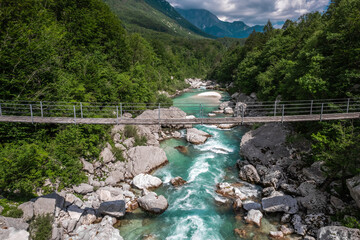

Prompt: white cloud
[{"left": 168, "top": 0, "right": 330, "bottom": 25}]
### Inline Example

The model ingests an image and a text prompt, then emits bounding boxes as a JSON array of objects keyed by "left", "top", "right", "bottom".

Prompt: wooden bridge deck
[{"left": 0, "top": 112, "right": 359, "bottom": 125}]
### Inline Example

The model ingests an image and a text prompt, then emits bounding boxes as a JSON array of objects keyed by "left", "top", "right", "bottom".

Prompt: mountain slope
[
  {"left": 103, "top": 0, "right": 213, "bottom": 38},
  {"left": 176, "top": 8, "right": 264, "bottom": 39}
]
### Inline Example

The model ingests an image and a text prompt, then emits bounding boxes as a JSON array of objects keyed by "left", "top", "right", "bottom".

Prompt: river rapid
[{"left": 118, "top": 89, "right": 278, "bottom": 240}]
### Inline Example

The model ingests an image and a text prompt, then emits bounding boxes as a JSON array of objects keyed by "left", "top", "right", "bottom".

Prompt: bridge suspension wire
[{"left": 0, "top": 98, "right": 359, "bottom": 125}]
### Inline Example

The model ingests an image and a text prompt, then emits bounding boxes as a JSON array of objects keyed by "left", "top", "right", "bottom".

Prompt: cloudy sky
[{"left": 168, "top": 0, "right": 330, "bottom": 27}]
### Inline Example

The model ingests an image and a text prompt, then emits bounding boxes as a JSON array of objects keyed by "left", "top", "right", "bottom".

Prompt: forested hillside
[
  {"left": 0, "top": 0, "right": 226, "bottom": 198},
  {"left": 210, "top": 0, "right": 360, "bottom": 101}
]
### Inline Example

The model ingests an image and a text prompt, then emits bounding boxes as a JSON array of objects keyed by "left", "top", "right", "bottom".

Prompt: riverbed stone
[
  {"left": 98, "top": 200, "right": 126, "bottom": 218},
  {"left": 242, "top": 201, "right": 262, "bottom": 211},
  {"left": 292, "top": 214, "right": 307, "bottom": 236},
  {"left": 262, "top": 192, "right": 298, "bottom": 214},
  {"left": 238, "top": 165, "right": 261, "bottom": 183},
  {"left": 297, "top": 182, "right": 327, "bottom": 214},
  {"left": 317, "top": 226, "right": 360, "bottom": 240},
  {"left": 269, "top": 231, "right": 284, "bottom": 238},
  {"left": 186, "top": 128, "right": 211, "bottom": 145},
  {"left": 244, "top": 209, "right": 263, "bottom": 227},
  {"left": 346, "top": 174, "right": 360, "bottom": 208},
  {"left": 73, "top": 183, "right": 94, "bottom": 195},
  {"left": 137, "top": 192, "right": 168, "bottom": 214},
  {"left": 170, "top": 177, "right": 187, "bottom": 187},
  {"left": 0, "top": 227, "right": 30, "bottom": 240},
  {"left": 34, "top": 192, "right": 65, "bottom": 217},
  {"left": 69, "top": 215, "right": 123, "bottom": 240},
  {"left": 224, "top": 107, "right": 234, "bottom": 115},
  {"left": 132, "top": 174, "right": 162, "bottom": 190}
]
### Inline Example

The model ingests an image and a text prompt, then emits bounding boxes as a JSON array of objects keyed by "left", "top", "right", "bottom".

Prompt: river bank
[{"left": 2, "top": 81, "right": 359, "bottom": 240}]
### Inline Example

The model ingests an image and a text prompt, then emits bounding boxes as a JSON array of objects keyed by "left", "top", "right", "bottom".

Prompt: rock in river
[
  {"left": 244, "top": 209, "right": 263, "bottom": 227},
  {"left": 186, "top": 128, "right": 211, "bottom": 145},
  {"left": 132, "top": 174, "right": 162, "bottom": 190},
  {"left": 170, "top": 177, "right": 187, "bottom": 187},
  {"left": 262, "top": 191, "right": 298, "bottom": 214},
  {"left": 137, "top": 192, "right": 168, "bottom": 214}
]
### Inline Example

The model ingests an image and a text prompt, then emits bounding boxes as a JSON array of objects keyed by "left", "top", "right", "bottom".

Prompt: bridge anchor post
[
  {"left": 320, "top": 103, "right": 324, "bottom": 122},
  {"left": 347, "top": 98, "right": 350, "bottom": 113},
  {"left": 30, "top": 104, "right": 33, "bottom": 124},
  {"left": 241, "top": 105, "right": 244, "bottom": 125},
  {"left": 281, "top": 105, "right": 285, "bottom": 124},
  {"left": 0, "top": 103, "right": 2, "bottom": 116},
  {"left": 40, "top": 101, "right": 43, "bottom": 118},
  {"left": 116, "top": 106, "right": 119, "bottom": 125},
  {"left": 73, "top": 105, "right": 76, "bottom": 124}
]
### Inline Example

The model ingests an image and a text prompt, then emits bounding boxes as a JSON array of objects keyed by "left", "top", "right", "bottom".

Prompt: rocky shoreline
[{"left": 216, "top": 122, "right": 360, "bottom": 239}]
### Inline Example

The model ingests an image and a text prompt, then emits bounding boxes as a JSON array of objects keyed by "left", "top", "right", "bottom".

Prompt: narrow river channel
[{"left": 118, "top": 89, "right": 278, "bottom": 240}]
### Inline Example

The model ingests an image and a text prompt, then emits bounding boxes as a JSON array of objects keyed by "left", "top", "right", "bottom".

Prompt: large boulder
[
  {"left": 0, "top": 227, "right": 29, "bottom": 240},
  {"left": 297, "top": 182, "right": 328, "bottom": 214},
  {"left": 137, "top": 192, "right": 168, "bottom": 214},
  {"left": 125, "top": 146, "right": 168, "bottom": 178},
  {"left": 186, "top": 128, "right": 211, "bottom": 145},
  {"left": 33, "top": 192, "right": 65, "bottom": 217},
  {"left": 98, "top": 200, "right": 126, "bottom": 218},
  {"left": 240, "top": 123, "right": 290, "bottom": 166},
  {"left": 262, "top": 191, "right": 298, "bottom": 214},
  {"left": 238, "top": 165, "right": 261, "bottom": 183},
  {"left": 317, "top": 226, "right": 360, "bottom": 240},
  {"left": 18, "top": 202, "right": 34, "bottom": 221},
  {"left": 69, "top": 215, "right": 123, "bottom": 240},
  {"left": 132, "top": 174, "right": 162, "bottom": 190},
  {"left": 346, "top": 174, "right": 360, "bottom": 208},
  {"left": 244, "top": 209, "right": 263, "bottom": 227},
  {"left": 99, "top": 146, "right": 115, "bottom": 163}
]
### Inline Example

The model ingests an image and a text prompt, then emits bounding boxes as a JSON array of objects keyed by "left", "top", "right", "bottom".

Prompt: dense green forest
[
  {"left": 0, "top": 0, "right": 227, "bottom": 198},
  {"left": 210, "top": 0, "right": 360, "bottom": 101}
]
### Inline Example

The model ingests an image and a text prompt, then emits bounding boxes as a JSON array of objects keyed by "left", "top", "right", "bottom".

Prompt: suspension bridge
[{"left": 0, "top": 98, "right": 359, "bottom": 125}]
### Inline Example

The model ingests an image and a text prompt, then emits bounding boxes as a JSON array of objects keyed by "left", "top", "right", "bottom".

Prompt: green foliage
[
  {"left": 211, "top": 1, "right": 360, "bottom": 100},
  {"left": 123, "top": 125, "right": 147, "bottom": 147},
  {"left": 30, "top": 214, "right": 53, "bottom": 240},
  {"left": 331, "top": 206, "right": 360, "bottom": 230},
  {"left": 0, "top": 199, "right": 24, "bottom": 218},
  {"left": 311, "top": 121, "right": 360, "bottom": 189}
]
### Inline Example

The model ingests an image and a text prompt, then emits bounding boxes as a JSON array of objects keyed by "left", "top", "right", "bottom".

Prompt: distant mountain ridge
[
  {"left": 103, "top": 0, "right": 214, "bottom": 39},
  {"left": 176, "top": 8, "right": 264, "bottom": 39}
]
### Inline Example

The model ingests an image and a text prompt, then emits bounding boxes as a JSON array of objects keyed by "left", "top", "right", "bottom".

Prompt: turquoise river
[{"left": 118, "top": 89, "right": 279, "bottom": 240}]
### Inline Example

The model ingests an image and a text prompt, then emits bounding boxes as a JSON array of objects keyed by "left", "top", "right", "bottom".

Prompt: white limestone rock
[
  {"left": 244, "top": 209, "right": 263, "bottom": 227},
  {"left": 132, "top": 174, "right": 162, "bottom": 190},
  {"left": 137, "top": 192, "right": 168, "bottom": 214},
  {"left": 73, "top": 183, "right": 94, "bottom": 195},
  {"left": 186, "top": 128, "right": 211, "bottom": 145},
  {"left": 125, "top": 146, "right": 168, "bottom": 178},
  {"left": 238, "top": 165, "right": 261, "bottom": 183},
  {"left": 317, "top": 226, "right": 360, "bottom": 240}
]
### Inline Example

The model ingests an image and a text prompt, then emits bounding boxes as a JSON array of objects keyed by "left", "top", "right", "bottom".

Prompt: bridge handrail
[{"left": 0, "top": 98, "right": 360, "bottom": 121}]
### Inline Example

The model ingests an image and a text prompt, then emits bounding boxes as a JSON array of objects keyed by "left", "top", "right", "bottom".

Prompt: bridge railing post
[
  {"left": 30, "top": 104, "right": 34, "bottom": 124},
  {"left": 0, "top": 103, "right": 2, "bottom": 116},
  {"left": 347, "top": 98, "right": 350, "bottom": 113},
  {"left": 274, "top": 101, "right": 277, "bottom": 117},
  {"left": 158, "top": 103, "right": 161, "bottom": 125},
  {"left": 320, "top": 103, "right": 324, "bottom": 121},
  {"left": 80, "top": 102, "right": 83, "bottom": 118},
  {"left": 116, "top": 106, "right": 119, "bottom": 125},
  {"left": 241, "top": 105, "right": 244, "bottom": 125},
  {"left": 40, "top": 101, "right": 43, "bottom": 118},
  {"left": 281, "top": 104, "right": 285, "bottom": 124},
  {"left": 310, "top": 100, "right": 313, "bottom": 115},
  {"left": 120, "top": 103, "right": 123, "bottom": 120},
  {"left": 73, "top": 105, "right": 76, "bottom": 124}
]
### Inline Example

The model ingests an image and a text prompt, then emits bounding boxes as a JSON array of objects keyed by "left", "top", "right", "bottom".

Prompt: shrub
[{"left": 30, "top": 214, "right": 53, "bottom": 240}]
